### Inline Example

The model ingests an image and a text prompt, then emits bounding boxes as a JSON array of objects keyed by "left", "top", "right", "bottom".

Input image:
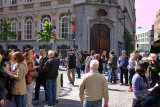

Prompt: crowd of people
[
  {"left": 0, "top": 49, "right": 61, "bottom": 107},
  {"left": 0, "top": 48, "right": 160, "bottom": 107}
]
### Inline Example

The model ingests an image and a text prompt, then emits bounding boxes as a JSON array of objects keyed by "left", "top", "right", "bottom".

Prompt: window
[
  {"left": 25, "top": 0, "right": 34, "bottom": 3},
  {"left": 10, "top": 0, "right": 17, "bottom": 5},
  {"left": 41, "top": 15, "right": 51, "bottom": 29},
  {"left": 11, "top": 18, "right": 18, "bottom": 39},
  {"left": 24, "top": 16, "right": 34, "bottom": 39},
  {"left": 59, "top": 13, "right": 71, "bottom": 38},
  {"left": 58, "top": 0, "right": 71, "bottom": 4}
]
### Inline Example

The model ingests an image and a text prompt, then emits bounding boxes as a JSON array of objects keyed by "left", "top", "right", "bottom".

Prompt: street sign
[
  {"left": 52, "top": 26, "right": 56, "bottom": 29},
  {"left": 50, "top": 34, "right": 54, "bottom": 39}
]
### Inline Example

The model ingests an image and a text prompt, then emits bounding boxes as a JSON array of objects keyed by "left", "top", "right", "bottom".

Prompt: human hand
[
  {"left": 80, "top": 100, "right": 83, "bottom": 106},
  {"left": 148, "top": 88, "right": 154, "bottom": 92},
  {"left": 0, "top": 100, "right": 5, "bottom": 106}
]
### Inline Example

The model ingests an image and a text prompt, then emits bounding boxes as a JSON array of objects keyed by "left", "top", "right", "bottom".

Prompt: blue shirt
[
  {"left": 128, "top": 57, "right": 136, "bottom": 69},
  {"left": 132, "top": 73, "right": 150, "bottom": 101},
  {"left": 118, "top": 56, "right": 129, "bottom": 68}
]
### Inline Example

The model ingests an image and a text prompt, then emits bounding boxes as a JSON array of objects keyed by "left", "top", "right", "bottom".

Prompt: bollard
[{"left": 60, "top": 74, "right": 63, "bottom": 87}]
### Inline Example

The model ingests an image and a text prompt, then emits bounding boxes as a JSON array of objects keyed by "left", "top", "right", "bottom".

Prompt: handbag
[
  {"left": 26, "top": 73, "right": 32, "bottom": 84},
  {"left": 29, "top": 70, "right": 38, "bottom": 78}
]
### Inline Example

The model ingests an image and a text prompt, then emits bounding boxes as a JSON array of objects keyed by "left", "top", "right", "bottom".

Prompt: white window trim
[
  {"left": 24, "top": 17, "right": 34, "bottom": 40},
  {"left": 41, "top": 15, "right": 51, "bottom": 29},
  {"left": 25, "top": 0, "right": 34, "bottom": 3},
  {"left": 10, "top": 0, "right": 17, "bottom": 5},
  {"left": 59, "top": 14, "right": 71, "bottom": 39},
  {"left": 10, "top": 20, "right": 18, "bottom": 40}
]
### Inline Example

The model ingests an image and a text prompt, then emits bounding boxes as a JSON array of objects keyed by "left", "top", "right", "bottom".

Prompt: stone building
[
  {"left": 154, "top": 9, "right": 160, "bottom": 41},
  {"left": 0, "top": 0, "right": 136, "bottom": 57},
  {"left": 136, "top": 26, "right": 154, "bottom": 53}
]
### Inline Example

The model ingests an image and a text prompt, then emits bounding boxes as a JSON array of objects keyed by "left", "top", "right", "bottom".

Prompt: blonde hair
[
  {"left": 86, "top": 56, "right": 90, "bottom": 61},
  {"left": 0, "top": 54, "right": 2, "bottom": 63},
  {"left": 130, "top": 53, "right": 133, "bottom": 58},
  {"left": 150, "top": 54, "right": 157, "bottom": 61}
]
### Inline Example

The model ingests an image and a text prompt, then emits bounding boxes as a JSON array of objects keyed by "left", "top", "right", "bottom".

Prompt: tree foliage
[
  {"left": 124, "top": 29, "right": 133, "bottom": 56},
  {"left": 0, "top": 18, "right": 17, "bottom": 40},
  {"left": 37, "top": 21, "right": 59, "bottom": 43}
]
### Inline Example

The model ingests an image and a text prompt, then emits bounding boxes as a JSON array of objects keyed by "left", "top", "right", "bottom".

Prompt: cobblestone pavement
[{"left": 4, "top": 67, "right": 134, "bottom": 107}]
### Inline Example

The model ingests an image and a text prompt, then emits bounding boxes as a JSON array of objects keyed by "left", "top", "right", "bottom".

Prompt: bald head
[{"left": 90, "top": 60, "right": 99, "bottom": 70}]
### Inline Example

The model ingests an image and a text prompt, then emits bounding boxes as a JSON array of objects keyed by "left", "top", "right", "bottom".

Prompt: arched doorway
[{"left": 90, "top": 24, "right": 110, "bottom": 57}]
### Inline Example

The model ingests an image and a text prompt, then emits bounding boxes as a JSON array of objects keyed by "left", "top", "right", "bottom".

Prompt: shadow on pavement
[{"left": 108, "top": 88, "right": 125, "bottom": 92}]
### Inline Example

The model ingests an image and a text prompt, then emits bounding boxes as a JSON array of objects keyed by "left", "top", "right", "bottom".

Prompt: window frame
[
  {"left": 10, "top": 0, "right": 17, "bottom": 5},
  {"left": 40, "top": 14, "right": 51, "bottom": 29},
  {"left": 59, "top": 13, "right": 71, "bottom": 38},
  {"left": 10, "top": 18, "right": 18, "bottom": 40},
  {"left": 24, "top": 16, "right": 34, "bottom": 40}
]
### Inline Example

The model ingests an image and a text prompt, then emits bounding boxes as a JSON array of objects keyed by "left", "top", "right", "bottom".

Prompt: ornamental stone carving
[
  {"left": 18, "top": 12, "right": 22, "bottom": 19},
  {"left": 33, "top": 10, "right": 39, "bottom": 17},
  {"left": 51, "top": 8, "right": 58, "bottom": 16}
]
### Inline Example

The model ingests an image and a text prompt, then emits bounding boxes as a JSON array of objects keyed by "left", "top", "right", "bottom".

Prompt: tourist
[
  {"left": 76, "top": 51, "right": 82, "bottom": 78},
  {"left": 67, "top": 49, "right": 76, "bottom": 85},
  {"left": 7, "top": 52, "right": 27, "bottom": 107},
  {"left": 95, "top": 54, "right": 104, "bottom": 74},
  {"left": 42, "top": 51, "right": 59, "bottom": 107},
  {"left": 79, "top": 60, "right": 109, "bottom": 107},
  {"left": 25, "top": 50, "right": 37, "bottom": 107},
  {"left": 128, "top": 50, "right": 138, "bottom": 92},
  {"left": 149, "top": 54, "right": 160, "bottom": 87},
  {"left": 118, "top": 50, "right": 129, "bottom": 86},
  {"left": 34, "top": 49, "right": 48, "bottom": 101},
  {"left": 132, "top": 60, "right": 153, "bottom": 107},
  {"left": 0, "top": 54, "right": 7, "bottom": 107},
  {"left": 107, "top": 50, "right": 117, "bottom": 84}
]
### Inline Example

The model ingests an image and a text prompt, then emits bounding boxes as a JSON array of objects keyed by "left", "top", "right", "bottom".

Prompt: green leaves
[
  {"left": 0, "top": 18, "right": 17, "bottom": 41},
  {"left": 124, "top": 29, "right": 133, "bottom": 56},
  {"left": 37, "top": 21, "right": 59, "bottom": 43}
]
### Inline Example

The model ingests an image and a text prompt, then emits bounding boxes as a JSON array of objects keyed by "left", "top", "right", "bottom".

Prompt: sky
[{"left": 135, "top": 0, "right": 160, "bottom": 28}]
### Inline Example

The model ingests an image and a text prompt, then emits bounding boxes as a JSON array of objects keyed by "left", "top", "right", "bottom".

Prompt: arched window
[
  {"left": 41, "top": 15, "right": 51, "bottom": 29},
  {"left": 0, "top": 19, "right": 2, "bottom": 34},
  {"left": 10, "top": 0, "right": 17, "bottom": 5},
  {"left": 11, "top": 18, "right": 18, "bottom": 39},
  {"left": 59, "top": 13, "right": 71, "bottom": 38},
  {"left": 24, "top": 16, "right": 34, "bottom": 39}
]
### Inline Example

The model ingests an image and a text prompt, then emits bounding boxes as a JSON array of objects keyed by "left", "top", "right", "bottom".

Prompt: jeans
[
  {"left": 46, "top": 79, "right": 56, "bottom": 106},
  {"left": 108, "top": 67, "right": 116, "bottom": 83},
  {"left": 83, "top": 99, "right": 102, "bottom": 107},
  {"left": 102, "top": 63, "right": 107, "bottom": 74},
  {"left": 120, "top": 67, "right": 128, "bottom": 84},
  {"left": 129, "top": 69, "right": 135, "bottom": 85},
  {"left": 14, "top": 95, "right": 25, "bottom": 107},
  {"left": 26, "top": 82, "right": 34, "bottom": 107},
  {"left": 35, "top": 75, "right": 47, "bottom": 100},
  {"left": 0, "top": 89, "right": 4, "bottom": 107},
  {"left": 76, "top": 68, "right": 81, "bottom": 78}
]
